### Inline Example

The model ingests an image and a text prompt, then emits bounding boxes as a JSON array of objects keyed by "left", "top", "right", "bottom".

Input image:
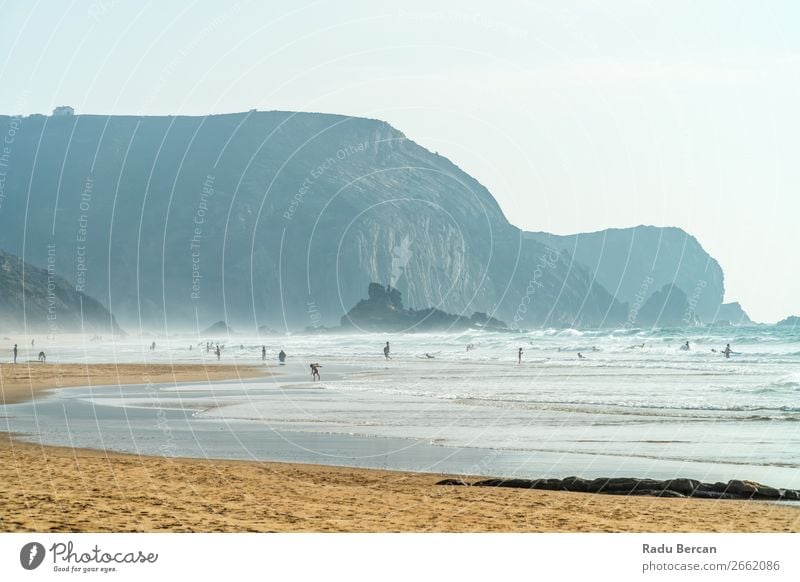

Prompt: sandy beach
[{"left": 1, "top": 363, "right": 799, "bottom": 532}]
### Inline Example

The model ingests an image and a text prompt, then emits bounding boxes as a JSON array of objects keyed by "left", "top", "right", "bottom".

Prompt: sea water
[{"left": 2, "top": 325, "right": 799, "bottom": 486}]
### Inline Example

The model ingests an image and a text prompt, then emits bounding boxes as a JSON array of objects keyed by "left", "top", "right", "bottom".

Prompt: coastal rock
[
  {"left": 452, "top": 476, "right": 800, "bottom": 501},
  {"left": 0, "top": 249, "right": 123, "bottom": 334},
  {"left": 714, "top": 302, "right": 753, "bottom": 325},
  {"left": 636, "top": 284, "right": 701, "bottom": 328},
  {"left": 663, "top": 479, "right": 701, "bottom": 496},
  {"left": 435, "top": 479, "right": 469, "bottom": 487},
  {"left": 526, "top": 225, "right": 725, "bottom": 324},
  {"left": 202, "top": 321, "right": 234, "bottom": 336},
  {"left": 341, "top": 283, "right": 510, "bottom": 332}
]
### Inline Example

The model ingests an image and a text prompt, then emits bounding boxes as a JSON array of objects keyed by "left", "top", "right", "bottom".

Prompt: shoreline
[{"left": 1, "top": 363, "right": 799, "bottom": 532}]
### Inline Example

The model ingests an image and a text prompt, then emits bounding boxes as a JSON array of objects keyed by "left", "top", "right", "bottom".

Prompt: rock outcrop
[
  {"left": 713, "top": 302, "right": 753, "bottom": 325},
  {"left": 0, "top": 249, "right": 122, "bottom": 333},
  {"left": 201, "top": 321, "right": 233, "bottom": 336},
  {"left": 437, "top": 476, "right": 800, "bottom": 501},
  {"left": 526, "top": 226, "right": 725, "bottom": 324},
  {"left": 635, "top": 283, "right": 701, "bottom": 328},
  {"left": 341, "top": 282, "right": 509, "bottom": 332}
]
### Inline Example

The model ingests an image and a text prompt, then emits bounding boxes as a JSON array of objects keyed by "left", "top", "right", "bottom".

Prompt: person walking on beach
[
  {"left": 278, "top": 350, "right": 286, "bottom": 364},
  {"left": 13, "top": 344, "right": 18, "bottom": 364},
  {"left": 310, "top": 363, "right": 321, "bottom": 381},
  {"left": 723, "top": 343, "right": 733, "bottom": 359},
  {"left": 261, "top": 346, "right": 266, "bottom": 361},
  {"left": 517, "top": 347, "right": 523, "bottom": 364},
  {"left": 384, "top": 341, "right": 391, "bottom": 360}
]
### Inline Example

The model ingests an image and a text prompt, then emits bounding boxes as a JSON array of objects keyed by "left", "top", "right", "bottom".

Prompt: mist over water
[{"left": 3, "top": 325, "right": 799, "bottom": 486}]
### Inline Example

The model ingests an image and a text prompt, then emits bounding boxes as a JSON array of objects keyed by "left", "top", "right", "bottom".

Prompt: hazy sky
[{"left": 1, "top": 0, "right": 798, "bottom": 322}]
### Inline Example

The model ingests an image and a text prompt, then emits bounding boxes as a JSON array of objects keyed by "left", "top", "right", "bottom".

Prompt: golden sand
[{"left": 1, "top": 364, "right": 798, "bottom": 532}]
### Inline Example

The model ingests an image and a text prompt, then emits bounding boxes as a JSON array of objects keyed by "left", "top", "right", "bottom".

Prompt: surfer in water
[
  {"left": 310, "top": 363, "right": 321, "bottom": 381},
  {"left": 577, "top": 352, "right": 586, "bottom": 360},
  {"left": 680, "top": 341, "right": 690, "bottom": 351}
]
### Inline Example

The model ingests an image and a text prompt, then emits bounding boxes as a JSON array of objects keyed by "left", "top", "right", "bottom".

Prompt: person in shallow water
[
  {"left": 723, "top": 343, "right": 733, "bottom": 359},
  {"left": 680, "top": 341, "right": 690, "bottom": 351},
  {"left": 38, "top": 351, "right": 46, "bottom": 363},
  {"left": 278, "top": 350, "right": 286, "bottom": 364},
  {"left": 261, "top": 346, "right": 266, "bottom": 361},
  {"left": 384, "top": 342, "right": 391, "bottom": 360},
  {"left": 215, "top": 345, "right": 221, "bottom": 360},
  {"left": 518, "top": 347, "right": 523, "bottom": 364},
  {"left": 577, "top": 352, "right": 586, "bottom": 360},
  {"left": 310, "top": 363, "right": 321, "bottom": 381}
]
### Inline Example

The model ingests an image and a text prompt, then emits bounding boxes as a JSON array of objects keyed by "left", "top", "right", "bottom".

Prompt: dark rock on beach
[{"left": 445, "top": 476, "right": 800, "bottom": 501}]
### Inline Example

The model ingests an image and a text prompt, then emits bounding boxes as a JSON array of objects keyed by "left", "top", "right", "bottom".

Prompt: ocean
[{"left": 3, "top": 325, "right": 799, "bottom": 487}]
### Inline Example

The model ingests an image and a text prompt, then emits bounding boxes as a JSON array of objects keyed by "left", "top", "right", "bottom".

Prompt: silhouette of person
[
  {"left": 723, "top": 343, "right": 732, "bottom": 359},
  {"left": 13, "top": 344, "right": 17, "bottom": 364},
  {"left": 278, "top": 350, "right": 286, "bottom": 364},
  {"left": 215, "top": 345, "right": 221, "bottom": 360},
  {"left": 38, "top": 351, "right": 46, "bottom": 363},
  {"left": 578, "top": 352, "right": 586, "bottom": 360},
  {"left": 262, "top": 346, "right": 266, "bottom": 361},
  {"left": 384, "top": 342, "right": 391, "bottom": 360},
  {"left": 310, "top": 363, "right": 321, "bottom": 381},
  {"left": 518, "top": 347, "right": 523, "bottom": 364}
]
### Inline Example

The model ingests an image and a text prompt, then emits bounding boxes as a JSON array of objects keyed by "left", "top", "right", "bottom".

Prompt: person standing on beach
[
  {"left": 261, "top": 346, "right": 266, "bottom": 361},
  {"left": 723, "top": 343, "right": 733, "bottom": 359},
  {"left": 384, "top": 342, "right": 391, "bottom": 360},
  {"left": 518, "top": 347, "right": 523, "bottom": 364},
  {"left": 13, "top": 344, "right": 18, "bottom": 364}
]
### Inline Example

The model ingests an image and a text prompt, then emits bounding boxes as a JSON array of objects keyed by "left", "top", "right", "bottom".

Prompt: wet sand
[{"left": 1, "top": 364, "right": 798, "bottom": 532}]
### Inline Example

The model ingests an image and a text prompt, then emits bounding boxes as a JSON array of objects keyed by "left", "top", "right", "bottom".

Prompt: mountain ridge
[{"left": 0, "top": 110, "right": 731, "bottom": 331}]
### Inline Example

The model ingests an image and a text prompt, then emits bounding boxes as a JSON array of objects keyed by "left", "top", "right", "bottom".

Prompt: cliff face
[
  {"left": 715, "top": 302, "right": 753, "bottom": 325},
  {"left": 526, "top": 226, "right": 725, "bottom": 324},
  {"left": 0, "top": 111, "right": 625, "bottom": 331},
  {"left": 0, "top": 249, "right": 121, "bottom": 333}
]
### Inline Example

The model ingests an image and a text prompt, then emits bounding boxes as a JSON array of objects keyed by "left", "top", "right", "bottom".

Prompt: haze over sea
[{"left": 3, "top": 325, "right": 799, "bottom": 488}]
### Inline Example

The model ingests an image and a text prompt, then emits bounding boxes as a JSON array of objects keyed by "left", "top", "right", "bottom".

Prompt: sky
[{"left": 1, "top": 0, "right": 798, "bottom": 322}]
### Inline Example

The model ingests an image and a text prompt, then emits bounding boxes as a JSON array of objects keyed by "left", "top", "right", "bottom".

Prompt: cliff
[
  {"left": 526, "top": 226, "right": 725, "bottom": 324},
  {"left": 0, "top": 111, "right": 624, "bottom": 331},
  {"left": 0, "top": 249, "right": 121, "bottom": 333}
]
